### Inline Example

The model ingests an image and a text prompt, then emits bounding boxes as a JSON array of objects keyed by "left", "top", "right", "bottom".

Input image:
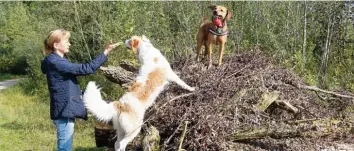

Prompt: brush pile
[{"left": 101, "top": 52, "right": 354, "bottom": 151}]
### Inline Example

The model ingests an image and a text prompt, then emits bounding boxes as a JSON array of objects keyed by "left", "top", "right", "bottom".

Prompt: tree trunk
[
  {"left": 285, "top": 2, "right": 290, "bottom": 52},
  {"left": 302, "top": 0, "right": 307, "bottom": 64},
  {"left": 318, "top": 6, "right": 333, "bottom": 88},
  {"left": 256, "top": 2, "right": 260, "bottom": 45}
]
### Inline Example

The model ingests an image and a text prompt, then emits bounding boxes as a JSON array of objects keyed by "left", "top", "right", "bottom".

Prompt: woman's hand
[{"left": 104, "top": 40, "right": 123, "bottom": 56}]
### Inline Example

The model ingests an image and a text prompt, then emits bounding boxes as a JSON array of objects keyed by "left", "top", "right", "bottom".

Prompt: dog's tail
[{"left": 83, "top": 81, "right": 117, "bottom": 122}]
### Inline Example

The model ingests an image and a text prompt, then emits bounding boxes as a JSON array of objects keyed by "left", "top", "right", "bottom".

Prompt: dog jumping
[
  {"left": 83, "top": 35, "right": 195, "bottom": 151},
  {"left": 196, "top": 5, "right": 232, "bottom": 68}
]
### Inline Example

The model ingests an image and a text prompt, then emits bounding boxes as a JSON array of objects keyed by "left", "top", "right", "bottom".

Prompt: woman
[{"left": 41, "top": 28, "right": 120, "bottom": 151}]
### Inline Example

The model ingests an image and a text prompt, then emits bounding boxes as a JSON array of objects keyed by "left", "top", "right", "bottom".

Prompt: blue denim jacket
[{"left": 41, "top": 52, "right": 107, "bottom": 120}]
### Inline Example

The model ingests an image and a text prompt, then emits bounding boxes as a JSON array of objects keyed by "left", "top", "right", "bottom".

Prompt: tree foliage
[{"left": 1, "top": 1, "right": 354, "bottom": 94}]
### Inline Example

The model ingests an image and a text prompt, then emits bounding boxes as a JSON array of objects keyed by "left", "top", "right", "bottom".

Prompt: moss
[{"left": 142, "top": 125, "right": 160, "bottom": 151}]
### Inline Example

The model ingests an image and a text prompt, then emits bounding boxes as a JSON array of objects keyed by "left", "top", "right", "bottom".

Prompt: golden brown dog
[{"left": 196, "top": 5, "right": 232, "bottom": 68}]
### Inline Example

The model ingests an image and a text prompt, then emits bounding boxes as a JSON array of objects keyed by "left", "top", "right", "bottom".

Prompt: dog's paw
[{"left": 207, "top": 64, "right": 213, "bottom": 69}]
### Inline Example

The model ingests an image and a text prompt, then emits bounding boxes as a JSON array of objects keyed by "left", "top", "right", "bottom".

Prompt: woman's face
[{"left": 54, "top": 38, "right": 71, "bottom": 54}]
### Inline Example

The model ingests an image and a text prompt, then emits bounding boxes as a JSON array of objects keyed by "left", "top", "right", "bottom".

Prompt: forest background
[{"left": 1, "top": 1, "right": 354, "bottom": 150}]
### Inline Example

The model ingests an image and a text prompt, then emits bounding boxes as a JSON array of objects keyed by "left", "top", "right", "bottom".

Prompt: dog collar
[
  {"left": 209, "top": 28, "right": 229, "bottom": 36},
  {"left": 210, "top": 15, "right": 228, "bottom": 36}
]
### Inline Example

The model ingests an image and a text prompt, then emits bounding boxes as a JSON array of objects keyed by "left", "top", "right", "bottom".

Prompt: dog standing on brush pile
[
  {"left": 196, "top": 5, "right": 232, "bottom": 68},
  {"left": 83, "top": 35, "right": 195, "bottom": 151}
]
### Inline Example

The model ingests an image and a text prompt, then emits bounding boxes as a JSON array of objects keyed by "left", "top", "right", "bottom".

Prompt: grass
[
  {"left": 0, "top": 85, "right": 107, "bottom": 151},
  {"left": 0, "top": 73, "right": 23, "bottom": 82}
]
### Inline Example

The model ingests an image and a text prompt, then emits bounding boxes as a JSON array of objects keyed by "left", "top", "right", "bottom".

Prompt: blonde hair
[{"left": 43, "top": 28, "right": 71, "bottom": 55}]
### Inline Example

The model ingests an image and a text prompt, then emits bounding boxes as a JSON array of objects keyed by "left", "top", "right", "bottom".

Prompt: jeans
[{"left": 53, "top": 118, "right": 75, "bottom": 151}]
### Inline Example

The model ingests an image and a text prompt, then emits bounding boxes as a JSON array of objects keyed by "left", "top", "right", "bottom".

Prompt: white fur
[
  {"left": 84, "top": 35, "right": 195, "bottom": 151},
  {"left": 83, "top": 81, "right": 117, "bottom": 122},
  {"left": 125, "top": 35, "right": 195, "bottom": 92},
  {"left": 84, "top": 82, "right": 144, "bottom": 151}
]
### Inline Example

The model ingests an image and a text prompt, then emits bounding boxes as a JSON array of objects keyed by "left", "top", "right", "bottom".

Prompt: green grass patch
[
  {"left": 0, "top": 85, "right": 106, "bottom": 151},
  {"left": 0, "top": 73, "right": 22, "bottom": 82}
]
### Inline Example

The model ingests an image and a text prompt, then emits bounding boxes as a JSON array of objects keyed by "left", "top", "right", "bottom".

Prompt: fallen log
[
  {"left": 233, "top": 118, "right": 353, "bottom": 141},
  {"left": 119, "top": 60, "right": 139, "bottom": 72},
  {"left": 100, "top": 65, "right": 136, "bottom": 86}
]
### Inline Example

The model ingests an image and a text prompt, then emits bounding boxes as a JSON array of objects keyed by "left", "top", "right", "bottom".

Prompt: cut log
[
  {"left": 256, "top": 91, "right": 280, "bottom": 111},
  {"left": 255, "top": 91, "right": 299, "bottom": 113},
  {"left": 94, "top": 121, "right": 116, "bottom": 149}
]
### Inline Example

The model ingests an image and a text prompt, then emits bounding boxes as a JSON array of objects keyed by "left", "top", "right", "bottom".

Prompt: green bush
[{"left": 0, "top": 1, "right": 353, "bottom": 97}]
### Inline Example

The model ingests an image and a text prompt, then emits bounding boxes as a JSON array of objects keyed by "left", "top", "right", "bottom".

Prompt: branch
[
  {"left": 163, "top": 113, "right": 187, "bottom": 147},
  {"left": 178, "top": 121, "right": 189, "bottom": 151},
  {"left": 74, "top": 1, "right": 92, "bottom": 60},
  {"left": 233, "top": 117, "right": 351, "bottom": 141},
  {"left": 145, "top": 93, "right": 195, "bottom": 122},
  {"left": 298, "top": 85, "right": 354, "bottom": 100},
  {"left": 275, "top": 100, "right": 299, "bottom": 113}
]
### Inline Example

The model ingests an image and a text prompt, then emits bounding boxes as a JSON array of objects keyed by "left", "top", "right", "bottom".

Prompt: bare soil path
[{"left": 0, "top": 79, "right": 20, "bottom": 90}]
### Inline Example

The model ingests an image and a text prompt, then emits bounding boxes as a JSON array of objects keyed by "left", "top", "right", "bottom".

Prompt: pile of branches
[{"left": 101, "top": 52, "right": 354, "bottom": 150}]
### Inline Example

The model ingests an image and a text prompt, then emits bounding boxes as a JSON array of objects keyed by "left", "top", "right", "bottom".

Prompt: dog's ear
[
  {"left": 131, "top": 38, "right": 140, "bottom": 55},
  {"left": 132, "top": 38, "right": 139, "bottom": 48},
  {"left": 141, "top": 35, "right": 150, "bottom": 43},
  {"left": 208, "top": 5, "right": 216, "bottom": 10},
  {"left": 226, "top": 10, "right": 232, "bottom": 20}
]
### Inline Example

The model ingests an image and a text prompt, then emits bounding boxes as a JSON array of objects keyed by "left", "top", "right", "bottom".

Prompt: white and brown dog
[{"left": 83, "top": 35, "right": 195, "bottom": 151}]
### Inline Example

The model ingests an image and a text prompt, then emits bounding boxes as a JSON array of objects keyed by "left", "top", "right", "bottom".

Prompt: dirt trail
[{"left": 0, "top": 79, "right": 20, "bottom": 90}]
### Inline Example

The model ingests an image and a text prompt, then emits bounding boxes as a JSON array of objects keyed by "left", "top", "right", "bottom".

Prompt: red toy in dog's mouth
[{"left": 213, "top": 16, "right": 223, "bottom": 28}]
